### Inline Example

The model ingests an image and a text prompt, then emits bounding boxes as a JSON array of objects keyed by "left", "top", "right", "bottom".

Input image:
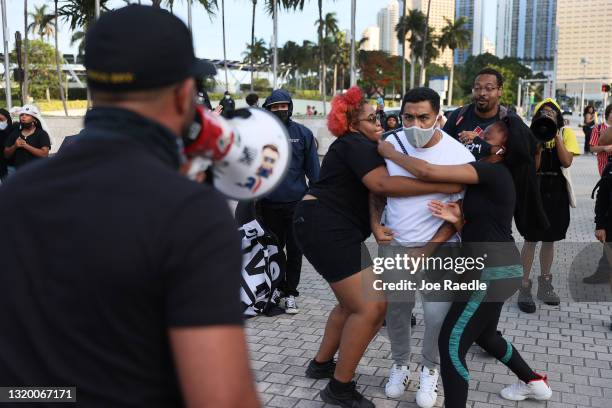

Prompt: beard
[
  {"left": 181, "top": 98, "right": 197, "bottom": 139},
  {"left": 475, "top": 99, "right": 493, "bottom": 113}
]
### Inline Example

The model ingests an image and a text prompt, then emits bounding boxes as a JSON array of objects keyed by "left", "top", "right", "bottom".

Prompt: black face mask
[
  {"left": 21, "top": 121, "right": 34, "bottom": 130},
  {"left": 468, "top": 136, "right": 492, "bottom": 160},
  {"left": 272, "top": 110, "right": 289, "bottom": 124}
]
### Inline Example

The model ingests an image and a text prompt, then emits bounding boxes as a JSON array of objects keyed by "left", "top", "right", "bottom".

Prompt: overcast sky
[{"left": 3, "top": 0, "right": 496, "bottom": 61}]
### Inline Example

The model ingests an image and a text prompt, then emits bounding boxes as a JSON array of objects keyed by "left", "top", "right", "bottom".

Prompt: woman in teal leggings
[{"left": 377, "top": 116, "right": 553, "bottom": 407}]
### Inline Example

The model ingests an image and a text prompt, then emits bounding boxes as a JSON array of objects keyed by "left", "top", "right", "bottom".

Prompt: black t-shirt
[
  {"left": 0, "top": 126, "right": 12, "bottom": 178},
  {"left": 4, "top": 126, "right": 52, "bottom": 168},
  {"left": 0, "top": 108, "right": 243, "bottom": 407},
  {"left": 308, "top": 132, "right": 385, "bottom": 238},
  {"left": 462, "top": 161, "right": 515, "bottom": 242},
  {"left": 443, "top": 104, "right": 503, "bottom": 157},
  {"left": 461, "top": 161, "right": 520, "bottom": 266}
]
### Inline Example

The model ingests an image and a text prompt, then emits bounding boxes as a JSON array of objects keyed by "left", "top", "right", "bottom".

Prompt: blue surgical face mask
[
  {"left": 403, "top": 122, "right": 437, "bottom": 148},
  {"left": 0, "top": 121, "right": 7, "bottom": 131}
]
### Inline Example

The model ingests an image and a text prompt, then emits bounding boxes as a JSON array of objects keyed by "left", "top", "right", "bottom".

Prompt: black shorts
[{"left": 293, "top": 200, "right": 372, "bottom": 283}]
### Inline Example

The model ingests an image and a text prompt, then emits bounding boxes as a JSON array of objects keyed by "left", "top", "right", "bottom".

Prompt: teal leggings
[{"left": 438, "top": 266, "right": 539, "bottom": 407}]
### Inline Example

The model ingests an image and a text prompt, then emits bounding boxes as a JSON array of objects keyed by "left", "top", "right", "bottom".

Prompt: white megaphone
[{"left": 183, "top": 105, "right": 291, "bottom": 200}]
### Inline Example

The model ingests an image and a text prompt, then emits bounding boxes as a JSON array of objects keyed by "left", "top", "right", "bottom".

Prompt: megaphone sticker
[{"left": 235, "top": 144, "right": 282, "bottom": 193}]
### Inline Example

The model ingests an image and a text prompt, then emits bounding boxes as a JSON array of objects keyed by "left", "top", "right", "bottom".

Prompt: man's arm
[
  {"left": 170, "top": 326, "right": 260, "bottom": 408},
  {"left": 412, "top": 222, "right": 457, "bottom": 259},
  {"left": 369, "top": 192, "right": 393, "bottom": 244}
]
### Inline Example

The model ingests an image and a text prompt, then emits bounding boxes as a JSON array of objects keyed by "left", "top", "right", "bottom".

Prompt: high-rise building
[
  {"left": 495, "top": 0, "right": 513, "bottom": 58},
  {"left": 361, "top": 26, "right": 381, "bottom": 52},
  {"left": 557, "top": 0, "right": 612, "bottom": 99},
  {"left": 377, "top": 0, "right": 400, "bottom": 56},
  {"left": 504, "top": 0, "right": 557, "bottom": 72},
  {"left": 482, "top": 36, "right": 495, "bottom": 55},
  {"left": 454, "top": 0, "right": 485, "bottom": 64},
  {"left": 407, "top": 0, "right": 455, "bottom": 68}
]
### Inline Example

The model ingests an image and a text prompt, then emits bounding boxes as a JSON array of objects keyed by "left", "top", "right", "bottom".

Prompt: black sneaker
[
  {"left": 537, "top": 275, "right": 560, "bottom": 306},
  {"left": 306, "top": 358, "right": 336, "bottom": 379},
  {"left": 518, "top": 280, "right": 536, "bottom": 313},
  {"left": 320, "top": 381, "right": 374, "bottom": 408},
  {"left": 583, "top": 269, "right": 611, "bottom": 284}
]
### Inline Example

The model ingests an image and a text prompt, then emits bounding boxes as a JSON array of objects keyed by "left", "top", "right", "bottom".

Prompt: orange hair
[{"left": 327, "top": 86, "right": 366, "bottom": 137}]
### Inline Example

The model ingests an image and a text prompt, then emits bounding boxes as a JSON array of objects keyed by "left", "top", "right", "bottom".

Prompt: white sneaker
[
  {"left": 385, "top": 364, "right": 410, "bottom": 398},
  {"left": 284, "top": 296, "right": 299, "bottom": 314},
  {"left": 500, "top": 376, "right": 552, "bottom": 401},
  {"left": 416, "top": 366, "right": 439, "bottom": 408}
]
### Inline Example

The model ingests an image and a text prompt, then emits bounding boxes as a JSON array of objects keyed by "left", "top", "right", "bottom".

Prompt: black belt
[{"left": 537, "top": 172, "right": 560, "bottom": 176}]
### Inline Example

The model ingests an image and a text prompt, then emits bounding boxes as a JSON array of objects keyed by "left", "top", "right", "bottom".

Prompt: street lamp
[{"left": 580, "top": 57, "right": 588, "bottom": 117}]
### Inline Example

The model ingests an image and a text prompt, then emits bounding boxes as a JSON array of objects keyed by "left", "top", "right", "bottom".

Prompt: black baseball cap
[{"left": 85, "top": 5, "right": 215, "bottom": 91}]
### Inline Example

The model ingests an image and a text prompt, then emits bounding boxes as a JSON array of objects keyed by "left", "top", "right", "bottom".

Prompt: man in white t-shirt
[{"left": 371, "top": 88, "right": 474, "bottom": 408}]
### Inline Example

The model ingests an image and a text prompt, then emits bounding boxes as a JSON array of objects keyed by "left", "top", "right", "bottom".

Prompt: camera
[{"left": 530, "top": 111, "right": 558, "bottom": 142}]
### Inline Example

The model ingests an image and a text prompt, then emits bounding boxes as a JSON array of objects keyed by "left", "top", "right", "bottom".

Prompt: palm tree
[
  {"left": 396, "top": 9, "right": 426, "bottom": 89},
  {"left": 315, "top": 12, "right": 338, "bottom": 39},
  {"left": 28, "top": 5, "right": 55, "bottom": 42},
  {"left": 23, "top": 0, "right": 29, "bottom": 102},
  {"left": 221, "top": 0, "right": 228, "bottom": 90},
  {"left": 315, "top": 6, "right": 337, "bottom": 115},
  {"left": 413, "top": 28, "right": 439, "bottom": 86},
  {"left": 53, "top": 0, "right": 67, "bottom": 116},
  {"left": 437, "top": 17, "right": 470, "bottom": 105},
  {"left": 242, "top": 38, "right": 269, "bottom": 65},
  {"left": 70, "top": 31, "right": 86, "bottom": 57},
  {"left": 397, "top": 0, "right": 407, "bottom": 95},
  {"left": 329, "top": 30, "right": 348, "bottom": 95}
]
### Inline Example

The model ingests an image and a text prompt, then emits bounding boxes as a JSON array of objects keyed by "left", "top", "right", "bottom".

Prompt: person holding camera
[{"left": 518, "top": 99, "right": 580, "bottom": 313}]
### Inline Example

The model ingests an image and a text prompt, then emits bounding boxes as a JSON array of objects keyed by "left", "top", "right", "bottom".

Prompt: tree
[
  {"left": 58, "top": 0, "right": 112, "bottom": 32},
  {"left": 396, "top": 0, "right": 407, "bottom": 95},
  {"left": 396, "top": 9, "right": 426, "bottom": 89},
  {"left": 314, "top": 12, "right": 338, "bottom": 97},
  {"left": 263, "top": 0, "right": 306, "bottom": 89},
  {"left": 358, "top": 50, "right": 403, "bottom": 94},
  {"left": 437, "top": 17, "right": 470, "bottom": 105},
  {"left": 28, "top": 5, "right": 55, "bottom": 41},
  {"left": 315, "top": 11, "right": 338, "bottom": 39},
  {"left": 329, "top": 30, "right": 349, "bottom": 94},
  {"left": 70, "top": 30, "right": 86, "bottom": 57},
  {"left": 10, "top": 39, "right": 65, "bottom": 101},
  {"left": 24, "top": 0, "right": 29, "bottom": 102},
  {"left": 242, "top": 38, "right": 269, "bottom": 66},
  {"left": 411, "top": 25, "right": 438, "bottom": 86}
]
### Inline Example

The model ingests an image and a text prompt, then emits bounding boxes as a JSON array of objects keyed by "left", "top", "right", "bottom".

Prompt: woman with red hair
[{"left": 293, "top": 87, "right": 461, "bottom": 407}]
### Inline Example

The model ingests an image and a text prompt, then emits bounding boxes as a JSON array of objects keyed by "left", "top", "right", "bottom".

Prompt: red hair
[{"left": 327, "top": 86, "right": 366, "bottom": 137}]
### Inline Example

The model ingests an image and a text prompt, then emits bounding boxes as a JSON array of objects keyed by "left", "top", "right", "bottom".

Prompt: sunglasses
[{"left": 358, "top": 114, "right": 379, "bottom": 124}]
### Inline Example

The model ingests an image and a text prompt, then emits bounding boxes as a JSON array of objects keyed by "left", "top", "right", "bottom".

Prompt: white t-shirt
[{"left": 384, "top": 129, "right": 475, "bottom": 246}]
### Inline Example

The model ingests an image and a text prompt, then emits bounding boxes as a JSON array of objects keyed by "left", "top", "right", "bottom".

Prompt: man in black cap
[{"left": 0, "top": 5, "right": 259, "bottom": 408}]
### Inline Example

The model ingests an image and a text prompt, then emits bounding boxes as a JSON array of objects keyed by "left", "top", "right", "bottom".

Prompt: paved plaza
[{"left": 245, "top": 137, "right": 612, "bottom": 408}]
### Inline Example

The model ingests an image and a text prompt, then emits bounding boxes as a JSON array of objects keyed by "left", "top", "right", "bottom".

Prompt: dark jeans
[
  {"left": 258, "top": 201, "right": 303, "bottom": 297},
  {"left": 595, "top": 230, "right": 612, "bottom": 273}
]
